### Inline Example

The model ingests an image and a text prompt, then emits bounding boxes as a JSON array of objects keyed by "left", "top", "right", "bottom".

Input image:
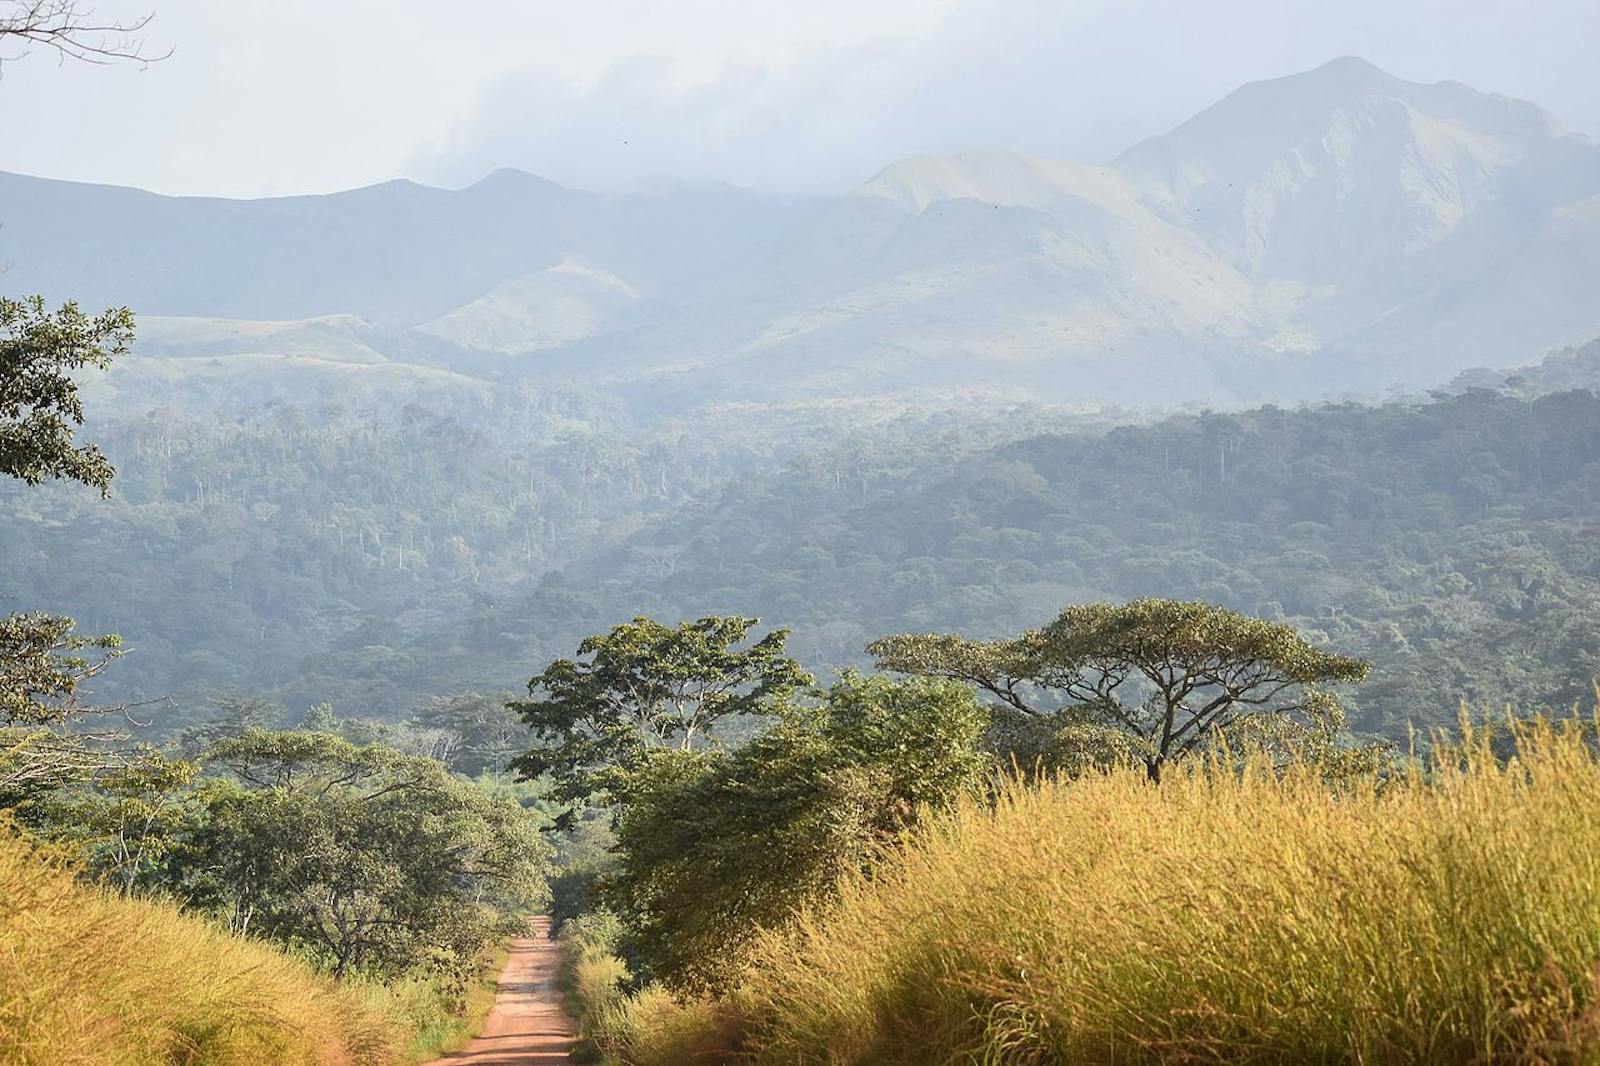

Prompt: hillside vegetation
[
  {"left": 521, "top": 384, "right": 1600, "bottom": 738},
  {"left": 4, "top": 377, "right": 1600, "bottom": 738},
  {"left": 576, "top": 711, "right": 1600, "bottom": 1065},
  {"left": 0, "top": 826, "right": 402, "bottom": 1065}
]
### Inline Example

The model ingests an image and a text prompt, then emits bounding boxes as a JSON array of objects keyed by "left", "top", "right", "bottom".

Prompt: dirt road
[{"left": 426, "top": 917, "right": 574, "bottom": 1066}]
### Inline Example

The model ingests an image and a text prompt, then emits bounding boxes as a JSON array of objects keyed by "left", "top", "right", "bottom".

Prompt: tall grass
[
  {"left": 618, "top": 714, "right": 1600, "bottom": 1064},
  {"left": 561, "top": 911, "right": 738, "bottom": 1066},
  {"left": 0, "top": 825, "right": 405, "bottom": 1065}
]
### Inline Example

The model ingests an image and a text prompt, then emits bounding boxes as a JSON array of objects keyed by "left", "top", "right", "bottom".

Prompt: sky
[{"left": 2, "top": 0, "right": 1597, "bottom": 199}]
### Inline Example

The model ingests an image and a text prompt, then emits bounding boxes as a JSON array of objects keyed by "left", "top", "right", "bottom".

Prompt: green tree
[
  {"left": 410, "top": 690, "right": 525, "bottom": 776},
  {"left": 606, "top": 672, "right": 989, "bottom": 993},
  {"left": 510, "top": 615, "right": 811, "bottom": 814},
  {"left": 0, "top": 296, "right": 135, "bottom": 800},
  {"left": 0, "top": 611, "right": 123, "bottom": 803},
  {"left": 0, "top": 296, "right": 133, "bottom": 495},
  {"left": 871, "top": 599, "right": 1370, "bottom": 782},
  {"left": 32, "top": 751, "right": 198, "bottom": 894},
  {"left": 0, "top": 611, "right": 121, "bottom": 728},
  {"left": 0, "top": 2, "right": 164, "bottom": 808},
  {"left": 166, "top": 730, "right": 549, "bottom": 981},
  {"left": 178, "top": 693, "right": 283, "bottom": 750}
]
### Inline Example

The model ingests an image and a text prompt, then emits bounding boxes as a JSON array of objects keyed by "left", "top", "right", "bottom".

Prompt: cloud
[
  {"left": 3, "top": 0, "right": 1596, "bottom": 197},
  {"left": 413, "top": 0, "right": 1600, "bottom": 195}
]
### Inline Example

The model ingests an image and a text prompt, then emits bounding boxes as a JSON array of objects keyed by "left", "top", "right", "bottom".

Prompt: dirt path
[{"left": 426, "top": 917, "right": 574, "bottom": 1066}]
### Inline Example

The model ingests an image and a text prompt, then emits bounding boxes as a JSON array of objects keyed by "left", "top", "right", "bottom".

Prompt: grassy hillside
[
  {"left": 583, "top": 710, "right": 1600, "bottom": 1064},
  {"left": 0, "top": 826, "right": 404, "bottom": 1065}
]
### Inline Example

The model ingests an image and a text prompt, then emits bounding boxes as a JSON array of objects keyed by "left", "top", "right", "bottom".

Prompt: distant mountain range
[{"left": 3, "top": 56, "right": 1598, "bottom": 414}]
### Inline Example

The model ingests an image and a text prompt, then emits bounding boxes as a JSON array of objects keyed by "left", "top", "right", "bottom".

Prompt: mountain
[
  {"left": 3, "top": 57, "right": 1598, "bottom": 413},
  {"left": 415, "top": 258, "right": 644, "bottom": 354}
]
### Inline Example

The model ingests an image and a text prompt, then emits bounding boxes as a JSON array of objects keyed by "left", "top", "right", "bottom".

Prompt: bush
[{"left": 607, "top": 673, "right": 989, "bottom": 994}]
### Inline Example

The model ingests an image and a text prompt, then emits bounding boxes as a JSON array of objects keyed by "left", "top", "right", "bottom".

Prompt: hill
[
  {"left": 3, "top": 59, "right": 1598, "bottom": 411},
  {"left": 6, "top": 363, "right": 1600, "bottom": 738}
]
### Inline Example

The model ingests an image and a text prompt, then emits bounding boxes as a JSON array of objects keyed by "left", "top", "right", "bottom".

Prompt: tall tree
[
  {"left": 511, "top": 615, "right": 811, "bottom": 815},
  {"left": 167, "top": 730, "right": 549, "bottom": 980},
  {"left": 0, "top": 611, "right": 122, "bottom": 802},
  {"left": 871, "top": 598, "right": 1370, "bottom": 782},
  {"left": 0, "top": 297, "right": 133, "bottom": 494}
]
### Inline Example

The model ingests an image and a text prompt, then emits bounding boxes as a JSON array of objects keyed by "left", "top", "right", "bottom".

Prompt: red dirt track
[{"left": 426, "top": 917, "right": 574, "bottom": 1065}]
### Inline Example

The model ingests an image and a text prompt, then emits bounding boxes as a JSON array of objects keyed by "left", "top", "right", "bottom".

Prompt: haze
[{"left": 3, "top": 0, "right": 1597, "bottom": 198}]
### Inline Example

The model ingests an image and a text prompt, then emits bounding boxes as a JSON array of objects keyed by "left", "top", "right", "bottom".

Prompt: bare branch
[{"left": 0, "top": 1, "right": 168, "bottom": 70}]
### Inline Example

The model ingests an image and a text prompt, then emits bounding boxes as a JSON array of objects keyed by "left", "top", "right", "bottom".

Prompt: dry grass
[
  {"left": 617, "top": 713, "right": 1600, "bottom": 1065},
  {"left": 0, "top": 825, "right": 406, "bottom": 1065},
  {"left": 561, "top": 913, "right": 739, "bottom": 1066}
]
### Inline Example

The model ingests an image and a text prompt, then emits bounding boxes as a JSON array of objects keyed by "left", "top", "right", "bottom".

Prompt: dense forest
[{"left": 8, "top": 339, "right": 1600, "bottom": 739}]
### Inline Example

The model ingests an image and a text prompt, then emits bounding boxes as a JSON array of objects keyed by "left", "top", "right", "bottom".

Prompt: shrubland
[{"left": 571, "top": 707, "right": 1600, "bottom": 1065}]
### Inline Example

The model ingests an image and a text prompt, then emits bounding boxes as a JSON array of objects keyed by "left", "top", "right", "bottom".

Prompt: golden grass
[
  {"left": 640, "top": 715, "right": 1600, "bottom": 1065},
  {"left": 0, "top": 825, "right": 406, "bottom": 1065}
]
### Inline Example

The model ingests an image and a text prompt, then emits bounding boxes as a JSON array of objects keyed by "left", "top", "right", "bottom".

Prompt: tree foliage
[
  {"left": 0, "top": 296, "right": 133, "bottom": 495},
  {"left": 0, "top": 610, "right": 121, "bottom": 728},
  {"left": 31, "top": 750, "right": 198, "bottom": 893},
  {"left": 0, "top": 296, "right": 132, "bottom": 799},
  {"left": 0, "top": 611, "right": 124, "bottom": 803},
  {"left": 149, "top": 730, "right": 549, "bottom": 981},
  {"left": 873, "top": 599, "right": 1369, "bottom": 781},
  {"left": 511, "top": 615, "right": 811, "bottom": 812},
  {"left": 605, "top": 672, "right": 990, "bottom": 993},
  {"left": 410, "top": 690, "right": 525, "bottom": 776}
]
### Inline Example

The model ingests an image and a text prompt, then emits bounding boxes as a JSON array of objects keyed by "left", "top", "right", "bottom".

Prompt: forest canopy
[{"left": 5, "top": 376, "right": 1599, "bottom": 741}]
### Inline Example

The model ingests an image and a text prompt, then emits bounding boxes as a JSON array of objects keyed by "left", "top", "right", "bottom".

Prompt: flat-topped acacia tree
[
  {"left": 510, "top": 615, "right": 812, "bottom": 815},
  {"left": 870, "top": 598, "right": 1370, "bottom": 782}
]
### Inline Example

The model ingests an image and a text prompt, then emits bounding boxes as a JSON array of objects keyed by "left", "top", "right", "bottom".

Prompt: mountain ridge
[{"left": 3, "top": 57, "right": 1598, "bottom": 413}]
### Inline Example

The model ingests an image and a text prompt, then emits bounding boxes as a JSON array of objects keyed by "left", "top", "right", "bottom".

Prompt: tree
[
  {"left": 0, "top": 611, "right": 123, "bottom": 803},
  {"left": 0, "top": 296, "right": 133, "bottom": 495},
  {"left": 605, "top": 672, "right": 989, "bottom": 993},
  {"left": 510, "top": 615, "right": 811, "bottom": 814},
  {"left": 177, "top": 692, "right": 283, "bottom": 751},
  {"left": 165, "top": 730, "right": 549, "bottom": 980},
  {"left": 0, "top": 1, "right": 162, "bottom": 67},
  {"left": 0, "top": 233, "right": 136, "bottom": 803},
  {"left": 31, "top": 750, "right": 197, "bottom": 894},
  {"left": 871, "top": 598, "right": 1370, "bottom": 782},
  {"left": 0, "top": 610, "right": 120, "bottom": 728},
  {"left": 410, "top": 690, "right": 525, "bottom": 776}
]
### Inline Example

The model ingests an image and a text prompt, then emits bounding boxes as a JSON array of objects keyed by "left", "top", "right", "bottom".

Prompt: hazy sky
[{"left": 3, "top": 0, "right": 1597, "bottom": 198}]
